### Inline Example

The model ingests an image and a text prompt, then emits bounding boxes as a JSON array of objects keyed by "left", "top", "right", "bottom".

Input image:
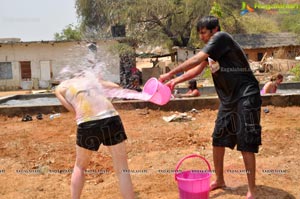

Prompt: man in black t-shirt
[{"left": 159, "top": 16, "right": 261, "bottom": 199}]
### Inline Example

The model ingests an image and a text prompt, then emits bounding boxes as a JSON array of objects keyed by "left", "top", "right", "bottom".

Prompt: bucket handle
[{"left": 175, "top": 154, "right": 211, "bottom": 181}]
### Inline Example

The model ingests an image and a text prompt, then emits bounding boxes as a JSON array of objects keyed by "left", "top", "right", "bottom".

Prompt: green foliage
[
  {"left": 210, "top": 1, "right": 223, "bottom": 18},
  {"left": 73, "top": 0, "right": 300, "bottom": 48},
  {"left": 109, "top": 43, "right": 135, "bottom": 56},
  {"left": 75, "top": 0, "right": 129, "bottom": 38},
  {"left": 202, "top": 67, "right": 212, "bottom": 80},
  {"left": 278, "top": 13, "right": 300, "bottom": 34},
  {"left": 76, "top": 0, "right": 210, "bottom": 46},
  {"left": 239, "top": 13, "right": 280, "bottom": 33},
  {"left": 210, "top": 0, "right": 246, "bottom": 33},
  {"left": 54, "top": 24, "right": 82, "bottom": 41},
  {"left": 290, "top": 64, "right": 300, "bottom": 81},
  {"left": 127, "top": 0, "right": 211, "bottom": 47}
]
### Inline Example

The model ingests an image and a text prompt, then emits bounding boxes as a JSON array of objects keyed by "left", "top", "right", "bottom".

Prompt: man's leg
[
  {"left": 242, "top": 151, "right": 256, "bottom": 199},
  {"left": 238, "top": 94, "right": 261, "bottom": 199},
  {"left": 108, "top": 141, "right": 134, "bottom": 199},
  {"left": 210, "top": 146, "right": 226, "bottom": 190},
  {"left": 71, "top": 146, "right": 92, "bottom": 199}
]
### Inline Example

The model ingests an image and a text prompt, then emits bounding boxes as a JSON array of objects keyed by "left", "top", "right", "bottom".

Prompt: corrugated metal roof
[{"left": 232, "top": 32, "right": 300, "bottom": 49}]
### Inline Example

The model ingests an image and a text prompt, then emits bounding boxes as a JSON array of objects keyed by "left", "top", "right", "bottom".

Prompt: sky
[{"left": 0, "top": 0, "right": 78, "bottom": 41}]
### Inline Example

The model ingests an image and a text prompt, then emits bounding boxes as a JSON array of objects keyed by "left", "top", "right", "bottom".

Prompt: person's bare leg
[
  {"left": 71, "top": 146, "right": 92, "bottom": 199},
  {"left": 210, "top": 146, "right": 226, "bottom": 190},
  {"left": 242, "top": 151, "right": 256, "bottom": 199},
  {"left": 108, "top": 141, "right": 134, "bottom": 199}
]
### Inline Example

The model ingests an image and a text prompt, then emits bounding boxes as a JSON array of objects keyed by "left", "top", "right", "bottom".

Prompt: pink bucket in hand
[
  {"left": 142, "top": 77, "right": 171, "bottom": 105},
  {"left": 175, "top": 154, "right": 211, "bottom": 199}
]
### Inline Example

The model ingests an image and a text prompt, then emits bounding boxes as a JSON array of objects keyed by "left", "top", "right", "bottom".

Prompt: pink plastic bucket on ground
[
  {"left": 142, "top": 77, "right": 171, "bottom": 105},
  {"left": 175, "top": 154, "right": 211, "bottom": 199}
]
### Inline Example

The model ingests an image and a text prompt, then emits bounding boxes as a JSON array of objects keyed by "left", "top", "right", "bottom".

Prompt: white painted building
[{"left": 0, "top": 39, "right": 121, "bottom": 91}]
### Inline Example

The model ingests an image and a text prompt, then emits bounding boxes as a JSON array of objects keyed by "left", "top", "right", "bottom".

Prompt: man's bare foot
[
  {"left": 210, "top": 181, "right": 226, "bottom": 191},
  {"left": 246, "top": 191, "right": 255, "bottom": 199}
]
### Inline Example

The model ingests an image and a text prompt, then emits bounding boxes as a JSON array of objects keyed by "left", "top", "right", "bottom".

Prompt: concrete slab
[{"left": 1, "top": 94, "right": 300, "bottom": 117}]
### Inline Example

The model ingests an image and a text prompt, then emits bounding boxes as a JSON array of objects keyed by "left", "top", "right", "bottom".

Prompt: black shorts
[
  {"left": 76, "top": 116, "right": 127, "bottom": 151},
  {"left": 212, "top": 94, "right": 262, "bottom": 153}
]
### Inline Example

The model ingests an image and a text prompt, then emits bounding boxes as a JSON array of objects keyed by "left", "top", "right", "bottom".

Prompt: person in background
[
  {"left": 125, "top": 75, "right": 142, "bottom": 92},
  {"left": 260, "top": 73, "right": 283, "bottom": 94},
  {"left": 175, "top": 79, "right": 200, "bottom": 98},
  {"left": 159, "top": 16, "right": 261, "bottom": 199},
  {"left": 55, "top": 75, "right": 134, "bottom": 199},
  {"left": 150, "top": 57, "right": 159, "bottom": 67}
]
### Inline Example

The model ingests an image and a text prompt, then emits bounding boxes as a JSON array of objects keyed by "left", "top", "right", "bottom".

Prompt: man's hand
[
  {"left": 165, "top": 79, "right": 177, "bottom": 91},
  {"left": 159, "top": 73, "right": 172, "bottom": 83}
]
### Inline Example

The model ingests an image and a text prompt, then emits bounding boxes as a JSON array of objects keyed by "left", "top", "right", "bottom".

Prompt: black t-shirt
[{"left": 202, "top": 31, "right": 259, "bottom": 106}]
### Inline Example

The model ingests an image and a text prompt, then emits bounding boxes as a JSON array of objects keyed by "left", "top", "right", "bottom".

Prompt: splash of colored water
[
  {"left": 101, "top": 87, "right": 151, "bottom": 101},
  {"left": 56, "top": 43, "right": 151, "bottom": 101}
]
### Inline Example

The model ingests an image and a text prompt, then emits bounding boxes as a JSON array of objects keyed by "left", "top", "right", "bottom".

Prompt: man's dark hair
[{"left": 196, "top": 16, "right": 221, "bottom": 32}]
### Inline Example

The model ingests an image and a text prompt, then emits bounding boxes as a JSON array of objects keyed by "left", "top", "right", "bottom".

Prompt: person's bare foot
[
  {"left": 210, "top": 181, "right": 226, "bottom": 191},
  {"left": 246, "top": 191, "right": 255, "bottom": 199}
]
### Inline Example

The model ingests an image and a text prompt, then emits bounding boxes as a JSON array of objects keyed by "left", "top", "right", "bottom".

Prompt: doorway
[
  {"left": 20, "top": 61, "right": 31, "bottom": 80},
  {"left": 40, "top": 61, "right": 52, "bottom": 81}
]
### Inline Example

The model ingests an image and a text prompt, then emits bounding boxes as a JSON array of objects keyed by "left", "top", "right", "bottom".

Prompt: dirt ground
[{"left": 0, "top": 103, "right": 300, "bottom": 198}]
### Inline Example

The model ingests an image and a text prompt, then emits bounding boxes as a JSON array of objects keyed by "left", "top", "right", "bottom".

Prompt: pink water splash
[{"left": 102, "top": 87, "right": 151, "bottom": 101}]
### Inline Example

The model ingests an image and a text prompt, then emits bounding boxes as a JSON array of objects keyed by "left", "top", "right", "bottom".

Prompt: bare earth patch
[{"left": 0, "top": 106, "right": 299, "bottom": 199}]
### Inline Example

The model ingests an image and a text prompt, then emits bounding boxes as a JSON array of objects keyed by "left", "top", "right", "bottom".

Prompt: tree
[
  {"left": 210, "top": 1, "right": 223, "bottom": 18},
  {"left": 126, "top": 0, "right": 210, "bottom": 47},
  {"left": 239, "top": 13, "right": 280, "bottom": 33},
  {"left": 208, "top": 0, "right": 250, "bottom": 33},
  {"left": 75, "top": 0, "right": 127, "bottom": 38},
  {"left": 54, "top": 24, "right": 82, "bottom": 41},
  {"left": 75, "top": 0, "right": 210, "bottom": 47},
  {"left": 75, "top": 0, "right": 293, "bottom": 48},
  {"left": 278, "top": 13, "right": 300, "bottom": 34},
  {"left": 208, "top": 0, "right": 280, "bottom": 34}
]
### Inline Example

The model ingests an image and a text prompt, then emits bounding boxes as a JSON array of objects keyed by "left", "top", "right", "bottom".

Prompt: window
[
  {"left": 0, "top": 62, "right": 13, "bottom": 79},
  {"left": 257, "top": 53, "right": 263, "bottom": 61}
]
